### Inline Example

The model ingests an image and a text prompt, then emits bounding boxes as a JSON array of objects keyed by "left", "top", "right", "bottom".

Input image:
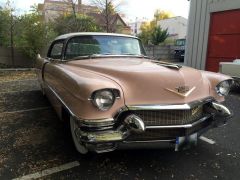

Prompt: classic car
[{"left": 36, "top": 32, "right": 233, "bottom": 154}]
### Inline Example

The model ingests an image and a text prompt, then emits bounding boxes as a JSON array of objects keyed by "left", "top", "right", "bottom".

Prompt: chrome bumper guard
[{"left": 74, "top": 101, "right": 233, "bottom": 152}]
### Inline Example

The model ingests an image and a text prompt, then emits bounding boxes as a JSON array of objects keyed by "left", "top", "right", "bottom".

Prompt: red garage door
[{"left": 206, "top": 9, "right": 240, "bottom": 72}]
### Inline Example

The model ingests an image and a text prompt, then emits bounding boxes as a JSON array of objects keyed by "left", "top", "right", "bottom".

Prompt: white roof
[{"left": 55, "top": 32, "right": 137, "bottom": 40}]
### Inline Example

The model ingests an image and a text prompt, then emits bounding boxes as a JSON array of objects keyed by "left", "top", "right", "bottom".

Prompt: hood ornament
[{"left": 165, "top": 86, "right": 196, "bottom": 97}]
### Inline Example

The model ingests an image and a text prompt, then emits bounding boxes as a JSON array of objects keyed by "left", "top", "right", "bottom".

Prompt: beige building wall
[
  {"left": 39, "top": 0, "right": 98, "bottom": 22},
  {"left": 157, "top": 16, "right": 188, "bottom": 40}
]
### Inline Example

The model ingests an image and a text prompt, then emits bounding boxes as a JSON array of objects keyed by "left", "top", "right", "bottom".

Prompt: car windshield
[{"left": 65, "top": 35, "right": 146, "bottom": 60}]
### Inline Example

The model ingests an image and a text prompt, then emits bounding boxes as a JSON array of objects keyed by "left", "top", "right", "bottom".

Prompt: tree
[
  {"left": 151, "top": 26, "right": 169, "bottom": 45},
  {"left": 138, "top": 9, "right": 172, "bottom": 45},
  {"left": 0, "top": 0, "right": 17, "bottom": 65},
  {"left": 14, "top": 7, "right": 57, "bottom": 60},
  {"left": 0, "top": 8, "right": 11, "bottom": 46},
  {"left": 69, "top": 0, "right": 78, "bottom": 19},
  {"left": 53, "top": 14, "right": 102, "bottom": 35},
  {"left": 62, "top": 0, "right": 78, "bottom": 20},
  {"left": 138, "top": 22, "right": 152, "bottom": 45},
  {"left": 154, "top": 9, "right": 173, "bottom": 22},
  {"left": 91, "top": 0, "right": 123, "bottom": 32}
]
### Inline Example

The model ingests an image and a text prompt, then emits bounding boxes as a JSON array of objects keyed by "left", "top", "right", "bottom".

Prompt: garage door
[{"left": 206, "top": 9, "right": 240, "bottom": 72}]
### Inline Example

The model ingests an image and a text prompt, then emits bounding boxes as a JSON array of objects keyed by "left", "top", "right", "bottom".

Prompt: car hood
[{"left": 67, "top": 58, "right": 210, "bottom": 105}]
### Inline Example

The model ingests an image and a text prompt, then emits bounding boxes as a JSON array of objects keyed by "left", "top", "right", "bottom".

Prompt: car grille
[
  {"left": 132, "top": 105, "right": 204, "bottom": 126},
  {"left": 126, "top": 113, "right": 210, "bottom": 142}
]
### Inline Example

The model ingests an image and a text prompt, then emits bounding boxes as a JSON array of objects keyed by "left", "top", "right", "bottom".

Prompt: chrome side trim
[
  {"left": 46, "top": 83, "right": 77, "bottom": 118},
  {"left": 127, "top": 97, "right": 214, "bottom": 111},
  {"left": 145, "top": 115, "right": 211, "bottom": 129}
]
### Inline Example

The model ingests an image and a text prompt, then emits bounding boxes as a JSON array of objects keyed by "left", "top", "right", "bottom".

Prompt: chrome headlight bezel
[
  {"left": 215, "top": 79, "right": 233, "bottom": 96},
  {"left": 91, "top": 89, "right": 120, "bottom": 111}
]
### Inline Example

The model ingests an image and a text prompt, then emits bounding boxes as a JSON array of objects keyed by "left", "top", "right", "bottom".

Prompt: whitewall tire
[{"left": 70, "top": 116, "right": 88, "bottom": 154}]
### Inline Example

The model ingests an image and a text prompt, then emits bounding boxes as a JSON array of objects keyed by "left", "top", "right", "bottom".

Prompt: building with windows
[
  {"left": 37, "top": 0, "right": 98, "bottom": 22},
  {"left": 37, "top": 0, "right": 130, "bottom": 34}
]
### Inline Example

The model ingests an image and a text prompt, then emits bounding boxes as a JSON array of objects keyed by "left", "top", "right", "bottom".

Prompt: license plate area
[{"left": 175, "top": 133, "right": 198, "bottom": 151}]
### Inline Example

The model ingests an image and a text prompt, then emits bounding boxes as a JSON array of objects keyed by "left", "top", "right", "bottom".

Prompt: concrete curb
[{"left": 0, "top": 68, "right": 36, "bottom": 71}]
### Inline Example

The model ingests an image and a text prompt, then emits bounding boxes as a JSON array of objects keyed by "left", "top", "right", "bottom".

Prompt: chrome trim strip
[
  {"left": 127, "top": 97, "right": 214, "bottom": 111},
  {"left": 46, "top": 83, "right": 77, "bottom": 118},
  {"left": 81, "top": 118, "right": 115, "bottom": 123},
  {"left": 123, "top": 139, "right": 175, "bottom": 144},
  {"left": 128, "top": 104, "right": 191, "bottom": 110},
  {"left": 165, "top": 86, "right": 196, "bottom": 97},
  {"left": 80, "top": 118, "right": 115, "bottom": 128},
  {"left": 145, "top": 115, "right": 211, "bottom": 129}
]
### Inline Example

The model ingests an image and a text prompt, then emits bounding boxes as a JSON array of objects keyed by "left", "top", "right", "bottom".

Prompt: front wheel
[{"left": 70, "top": 116, "right": 88, "bottom": 154}]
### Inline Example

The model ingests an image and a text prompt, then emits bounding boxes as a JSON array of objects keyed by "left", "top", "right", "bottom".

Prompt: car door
[{"left": 37, "top": 40, "right": 65, "bottom": 117}]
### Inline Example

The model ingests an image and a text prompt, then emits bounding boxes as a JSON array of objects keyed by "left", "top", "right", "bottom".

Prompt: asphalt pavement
[{"left": 0, "top": 71, "right": 240, "bottom": 180}]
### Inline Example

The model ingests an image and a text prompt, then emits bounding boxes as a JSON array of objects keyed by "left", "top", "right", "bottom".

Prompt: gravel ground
[{"left": 0, "top": 71, "right": 240, "bottom": 180}]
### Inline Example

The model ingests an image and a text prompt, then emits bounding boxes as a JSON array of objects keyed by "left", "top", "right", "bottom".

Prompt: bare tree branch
[
  {"left": 62, "top": 0, "right": 78, "bottom": 19},
  {"left": 90, "top": 0, "right": 125, "bottom": 32}
]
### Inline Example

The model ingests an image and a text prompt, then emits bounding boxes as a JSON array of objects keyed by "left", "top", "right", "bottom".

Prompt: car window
[
  {"left": 50, "top": 41, "right": 64, "bottom": 59},
  {"left": 65, "top": 35, "right": 146, "bottom": 60}
]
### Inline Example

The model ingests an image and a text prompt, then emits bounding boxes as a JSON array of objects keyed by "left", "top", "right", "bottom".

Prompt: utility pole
[
  {"left": 70, "top": 0, "right": 77, "bottom": 19},
  {"left": 105, "top": 0, "right": 109, "bottom": 32},
  {"left": 10, "top": 7, "right": 14, "bottom": 66}
]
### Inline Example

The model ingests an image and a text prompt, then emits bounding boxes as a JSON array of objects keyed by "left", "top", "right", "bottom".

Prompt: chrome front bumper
[{"left": 74, "top": 100, "right": 233, "bottom": 153}]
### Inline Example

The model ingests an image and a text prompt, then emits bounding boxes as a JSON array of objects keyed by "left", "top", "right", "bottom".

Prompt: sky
[{"left": 0, "top": 0, "right": 190, "bottom": 22}]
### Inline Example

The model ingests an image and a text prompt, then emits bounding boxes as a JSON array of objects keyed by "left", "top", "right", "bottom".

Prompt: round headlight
[
  {"left": 92, "top": 90, "right": 115, "bottom": 111},
  {"left": 216, "top": 80, "right": 232, "bottom": 96}
]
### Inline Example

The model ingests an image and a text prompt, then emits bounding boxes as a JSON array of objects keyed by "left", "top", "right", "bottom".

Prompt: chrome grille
[{"left": 133, "top": 105, "right": 204, "bottom": 126}]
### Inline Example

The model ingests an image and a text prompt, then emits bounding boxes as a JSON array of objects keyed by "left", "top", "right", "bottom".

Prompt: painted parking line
[
  {"left": 13, "top": 161, "right": 80, "bottom": 180},
  {"left": 0, "top": 107, "right": 51, "bottom": 115},
  {"left": 199, "top": 136, "right": 216, "bottom": 145}
]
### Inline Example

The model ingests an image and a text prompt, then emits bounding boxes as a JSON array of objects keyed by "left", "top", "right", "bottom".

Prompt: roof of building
[
  {"left": 55, "top": 32, "right": 137, "bottom": 40},
  {"left": 87, "top": 13, "right": 128, "bottom": 27}
]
